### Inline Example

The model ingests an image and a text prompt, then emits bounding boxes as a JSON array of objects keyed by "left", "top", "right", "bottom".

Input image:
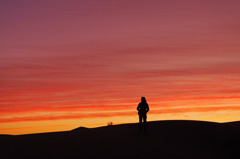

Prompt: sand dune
[{"left": 1, "top": 120, "right": 240, "bottom": 159}]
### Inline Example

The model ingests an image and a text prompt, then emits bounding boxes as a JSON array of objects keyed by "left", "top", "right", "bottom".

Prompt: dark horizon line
[{"left": 1, "top": 119, "right": 240, "bottom": 136}]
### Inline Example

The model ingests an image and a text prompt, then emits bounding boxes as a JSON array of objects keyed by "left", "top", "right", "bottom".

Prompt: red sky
[{"left": 1, "top": 0, "right": 240, "bottom": 134}]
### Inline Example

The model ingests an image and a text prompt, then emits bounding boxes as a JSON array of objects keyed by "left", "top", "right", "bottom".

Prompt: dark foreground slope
[{"left": 1, "top": 120, "right": 240, "bottom": 159}]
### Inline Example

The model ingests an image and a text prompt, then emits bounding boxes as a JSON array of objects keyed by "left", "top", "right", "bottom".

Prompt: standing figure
[{"left": 137, "top": 97, "right": 149, "bottom": 132}]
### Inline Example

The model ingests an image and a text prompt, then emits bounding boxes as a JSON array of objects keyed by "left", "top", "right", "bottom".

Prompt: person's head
[{"left": 141, "top": 97, "right": 146, "bottom": 103}]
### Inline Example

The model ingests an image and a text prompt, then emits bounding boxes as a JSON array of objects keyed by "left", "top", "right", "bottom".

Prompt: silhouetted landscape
[{"left": 1, "top": 120, "right": 240, "bottom": 159}]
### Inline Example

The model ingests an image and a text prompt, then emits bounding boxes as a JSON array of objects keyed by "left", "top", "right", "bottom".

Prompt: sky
[{"left": 1, "top": 0, "right": 240, "bottom": 135}]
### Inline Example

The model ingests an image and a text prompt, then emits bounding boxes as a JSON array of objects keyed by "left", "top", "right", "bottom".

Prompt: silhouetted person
[{"left": 137, "top": 97, "right": 149, "bottom": 132}]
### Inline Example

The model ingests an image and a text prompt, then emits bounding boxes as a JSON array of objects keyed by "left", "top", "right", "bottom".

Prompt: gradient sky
[{"left": 1, "top": 0, "right": 240, "bottom": 134}]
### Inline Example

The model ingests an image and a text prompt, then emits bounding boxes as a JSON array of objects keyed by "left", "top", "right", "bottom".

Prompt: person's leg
[
  {"left": 139, "top": 115, "right": 142, "bottom": 131},
  {"left": 143, "top": 115, "right": 147, "bottom": 132}
]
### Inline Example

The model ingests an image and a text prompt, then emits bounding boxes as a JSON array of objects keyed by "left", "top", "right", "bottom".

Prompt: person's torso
[{"left": 138, "top": 102, "right": 148, "bottom": 113}]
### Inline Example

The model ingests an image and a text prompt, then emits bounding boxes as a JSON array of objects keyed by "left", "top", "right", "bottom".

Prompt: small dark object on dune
[{"left": 107, "top": 122, "right": 113, "bottom": 126}]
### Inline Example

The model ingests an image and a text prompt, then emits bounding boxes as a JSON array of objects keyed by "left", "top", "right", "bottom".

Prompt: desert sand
[{"left": 1, "top": 120, "right": 240, "bottom": 159}]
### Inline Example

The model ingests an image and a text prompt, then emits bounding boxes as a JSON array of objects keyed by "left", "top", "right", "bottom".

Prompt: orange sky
[{"left": 1, "top": 0, "right": 240, "bottom": 135}]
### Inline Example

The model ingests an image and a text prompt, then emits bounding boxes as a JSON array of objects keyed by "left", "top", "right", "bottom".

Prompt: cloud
[
  {"left": 0, "top": 124, "right": 66, "bottom": 131},
  {"left": 1, "top": 105, "right": 240, "bottom": 123}
]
